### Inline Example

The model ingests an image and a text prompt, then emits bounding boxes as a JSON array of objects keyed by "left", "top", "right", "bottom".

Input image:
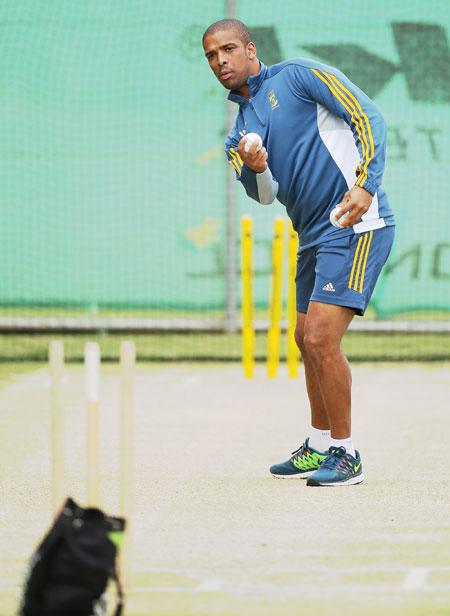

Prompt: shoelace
[
  {"left": 291, "top": 441, "right": 307, "bottom": 457},
  {"left": 321, "top": 446, "right": 347, "bottom": 470}
]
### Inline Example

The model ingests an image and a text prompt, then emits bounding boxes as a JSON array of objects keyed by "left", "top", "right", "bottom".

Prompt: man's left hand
[{"left": 335, "top": 186, "right": 372, "bottom": 228}]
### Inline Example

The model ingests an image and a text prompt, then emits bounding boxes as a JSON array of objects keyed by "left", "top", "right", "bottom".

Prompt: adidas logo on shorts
[{"left": 322, "top": 282, "right": 336, "bottom": 292}]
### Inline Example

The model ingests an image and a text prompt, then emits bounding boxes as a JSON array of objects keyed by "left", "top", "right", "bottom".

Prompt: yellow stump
[
  {"left": 85, "top": 342, "right": 100, "bottom": 507},
  {"left": 120, "top": 340, "right": 135, "bottom": 589},
  {"left": 49, "top": 340, "right": 65, "bottom": 516},
  {"left": 287, "top": 222, "right": 300, "bottom": 377},
  {"left": 241, "top": 216, "right": 255, "bottom": 378},
  {"left": 267, "top": 218, "right": 285, "bottom": 378}
]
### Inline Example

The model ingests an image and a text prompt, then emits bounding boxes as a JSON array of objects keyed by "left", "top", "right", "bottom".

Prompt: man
[{"left": 202, "top": 19, "right": 395, "bottom": 486}]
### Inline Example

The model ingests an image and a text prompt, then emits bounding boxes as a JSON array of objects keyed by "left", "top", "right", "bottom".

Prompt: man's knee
[
  {"left": 294, "top": 326, "right": 305, "bottom": 352},
  {"left": 294, "top": 312, "right": 307, "bottom": 353},
  {"left": 303, "top": 328, "right": 339, "bottom": 362},
  {"left": 303, "top": 302, "right": 353, "bottom": 361},
  {"left": 303, "top": 330, "right": 325, "bottom": 358}
]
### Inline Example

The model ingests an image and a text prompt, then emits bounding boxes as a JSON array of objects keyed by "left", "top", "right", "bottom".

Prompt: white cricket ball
[
  {"left": 243, "top": 132, "right": 263, "bottom": 153},
  {"left": 330, "top": 205, "right": 350, "bottom": 228}
]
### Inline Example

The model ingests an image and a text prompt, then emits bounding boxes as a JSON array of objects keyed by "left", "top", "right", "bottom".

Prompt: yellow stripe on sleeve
[
  {"left": 229, "top": 147, "right": 243, "bottom": 168},
  {"left": 324, "top": 72, "right": 375, "bottom": 189},
  {"left": 348, "top": 235, "right": 363, "bottom": 289},
  {"left": 311, "top": 69, "right": 369, "bottom": 186},
  {"left": 228, "top": 148, "right": 242, "bottom": 175},
  {"left": 353, "top": 233, "right": 369, "bottom": 291},
  {"left": 228, "top": 159, "right": 240, "bottom": 174},
  {"left": 358, "top": 230, "right": 373, "bottom": 293}
]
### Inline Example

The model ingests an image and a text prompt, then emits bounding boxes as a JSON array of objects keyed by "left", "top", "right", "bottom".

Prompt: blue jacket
[{"left": 226, "top": 58, "right": 394, "bottom": 250}]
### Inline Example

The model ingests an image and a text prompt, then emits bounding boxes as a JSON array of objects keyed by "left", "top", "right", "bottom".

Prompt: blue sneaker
[
  {"left": 270, "top": 438, "right": 328, "bottom": 479},
  {"left": 306, "top": 446, "right": 364, "bottom": 486}
]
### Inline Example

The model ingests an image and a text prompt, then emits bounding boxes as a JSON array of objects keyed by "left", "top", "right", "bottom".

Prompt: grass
[
  {"left": 0, "top": 306, "right": 449, "bottom": 362},
  {"left": 1, "top": 306, "right": 450, "bottom": 320},
  {"left": 0, "top": 331, "right": 449, "bottom": 362}
]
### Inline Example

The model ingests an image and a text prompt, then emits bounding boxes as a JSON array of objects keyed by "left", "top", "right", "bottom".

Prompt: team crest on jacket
[{"left": 268, "top": 89, "right": 279, "bottom": 109}]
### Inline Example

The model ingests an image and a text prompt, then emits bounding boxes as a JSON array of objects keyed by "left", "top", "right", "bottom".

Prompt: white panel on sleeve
[
  {"left": 316, "top": 103, "right": 384, "bottom": 233},
  {"left": 255, "top": 167, "right": 279, "bottom": 204}
]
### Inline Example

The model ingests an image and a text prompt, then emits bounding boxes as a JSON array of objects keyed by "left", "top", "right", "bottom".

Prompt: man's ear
[{"left": 246, "top": 42, "right": 256, "bottom": 59}]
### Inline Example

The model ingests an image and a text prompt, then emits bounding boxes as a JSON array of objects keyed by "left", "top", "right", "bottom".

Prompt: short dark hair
[{"left": 202, "top": 19, "right": 252, "bottom": 46}]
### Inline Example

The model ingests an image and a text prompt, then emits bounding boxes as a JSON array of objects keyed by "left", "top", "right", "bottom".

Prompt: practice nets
[{"left": 0, "top": 0, "right": 449, "bottom": 361}]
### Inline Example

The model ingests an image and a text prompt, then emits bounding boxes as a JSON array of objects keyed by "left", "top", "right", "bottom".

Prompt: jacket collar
[{"left": 227, "top": 62, "right": 268, "bottom": 104}]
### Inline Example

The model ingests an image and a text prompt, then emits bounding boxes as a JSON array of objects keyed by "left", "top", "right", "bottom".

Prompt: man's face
[{"left": 203, "top": 29, "right": 255, "bottom": 91}]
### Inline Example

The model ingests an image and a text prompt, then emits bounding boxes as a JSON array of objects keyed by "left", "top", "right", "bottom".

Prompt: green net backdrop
[
  {"left": 0, "top": 1, "right": 225, "bottom": 310},
  {"left": 0, "top": 1, "right": 449, "bottom": 360}
]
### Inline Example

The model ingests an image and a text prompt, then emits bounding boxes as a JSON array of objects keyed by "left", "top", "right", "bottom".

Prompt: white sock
[
  {"left": 308, "top": 425, "right": 330, "bottom": 453},
  {"left": 329, "top": 437, "right": 355, "bottom": 457}
]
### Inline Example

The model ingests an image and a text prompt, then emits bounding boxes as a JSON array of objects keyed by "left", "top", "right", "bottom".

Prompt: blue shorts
[{"left": 296, "top": 226, "right": 395, "bottom": 316}]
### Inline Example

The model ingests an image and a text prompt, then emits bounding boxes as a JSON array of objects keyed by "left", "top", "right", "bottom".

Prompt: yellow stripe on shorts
[
  {"left": 348, "top": 231, "right": 376, "bottom": 292},
  {"left": 358, "top": 230, "right": 373, "bottom": 293},
  {"left": 348, "top": 235, "right": 363, "bottom": 290},
  {"left": 352, "top": 233, "right": 369, "bottom": 292}
]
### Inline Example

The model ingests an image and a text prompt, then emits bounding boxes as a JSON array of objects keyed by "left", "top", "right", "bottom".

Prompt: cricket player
[{"left": 202, "top": 19, "right": 395, "bottom": 486}]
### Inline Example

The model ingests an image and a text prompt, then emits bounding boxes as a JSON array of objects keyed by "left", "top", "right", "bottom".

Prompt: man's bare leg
[
  {"left": 294, "top": 312, "right": 329, "bottom": 431},
  {"left": 302, "top": 301, "right": 355, "bottom": 438},
  {"left": 269, "top": 302, "right": 355, "bottom": 479}
]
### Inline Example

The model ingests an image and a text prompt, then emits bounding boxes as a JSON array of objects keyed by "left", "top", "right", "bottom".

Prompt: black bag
[{"left": 19, "top": 497, "right": 126, "bottom": 616}]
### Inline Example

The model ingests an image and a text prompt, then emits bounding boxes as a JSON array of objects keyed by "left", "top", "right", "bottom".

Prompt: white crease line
[
  {"left": 196, "top": 578, "right": 224, "bottom": 591},
  {"left": 132, "top": 587, "right": 200, "bottom": 594},
  {"left": 132, "top": 565, "right": 450, "bottom": 575},
  {"left": 129, "top": 583, "right": 450, "bottom": 595},
  {"left": 403, "top": 568, "right": 429, "bottom": 590},
  {"left": 2, "top": 583, "right": 450, "bottom": 595}
]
